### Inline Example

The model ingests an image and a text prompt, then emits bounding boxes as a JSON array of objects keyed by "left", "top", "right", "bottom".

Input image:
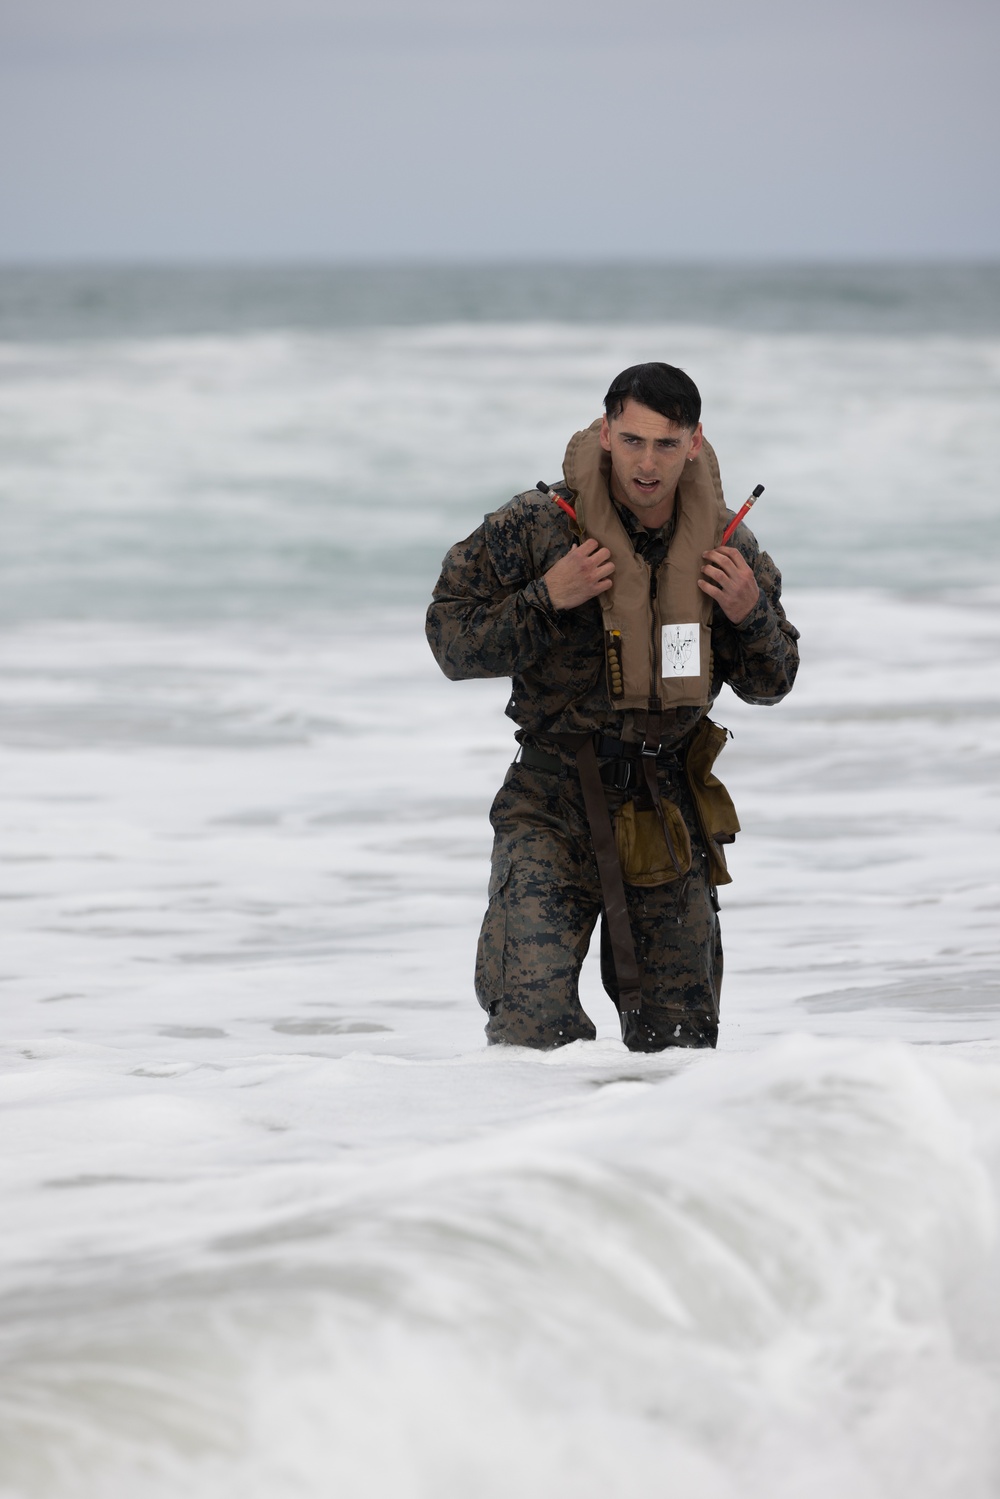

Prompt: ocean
[{"left": 1, "top": 262, "right": 999, "bottom": 1497}]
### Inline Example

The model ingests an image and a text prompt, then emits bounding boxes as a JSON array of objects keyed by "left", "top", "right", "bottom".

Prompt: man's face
[{"left": 599, "top": 399, "right": 703, "bottom": 523}]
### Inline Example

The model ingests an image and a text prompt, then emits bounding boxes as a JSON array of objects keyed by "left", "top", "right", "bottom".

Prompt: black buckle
[{"left": 599, "top": 757, "right": 633, "bottom": 790}]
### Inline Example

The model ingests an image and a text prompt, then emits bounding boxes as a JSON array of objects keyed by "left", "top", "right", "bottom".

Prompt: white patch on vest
[{"left": 661, "top": 623, "right": 700, "bottom": 678}]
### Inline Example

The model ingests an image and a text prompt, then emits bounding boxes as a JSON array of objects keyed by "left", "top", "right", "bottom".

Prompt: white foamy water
[{"left": 2, "top": 298, "right": 1000, "bottom": 1496}]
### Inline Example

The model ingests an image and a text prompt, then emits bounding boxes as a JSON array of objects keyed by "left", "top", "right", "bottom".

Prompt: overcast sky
[{"left": 1, "top": 0, "right": 997, "bottom": 261}]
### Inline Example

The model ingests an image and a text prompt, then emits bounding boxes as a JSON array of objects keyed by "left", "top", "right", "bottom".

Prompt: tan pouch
[
  {"left": 685, "top": 717, "right": 741, "bottom": 886},
  {"left": 614, "top": 797, "right": 692, "bottom": 887}
]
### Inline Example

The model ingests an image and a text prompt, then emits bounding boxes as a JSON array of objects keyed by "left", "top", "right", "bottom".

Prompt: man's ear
[
  {"left": 599, "top": 415, "right": 611, "bottom": 452},
  {"left": 688, "top": 423, "right": 704, "bottom": 459}
]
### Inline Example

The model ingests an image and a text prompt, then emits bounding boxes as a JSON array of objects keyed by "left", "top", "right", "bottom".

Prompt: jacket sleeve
[
  {"left": 713, "top": 528, "right": 800, "bottom": 705},
  {"left": 425, "top": 502, "right": 569, "bottom": 681}
]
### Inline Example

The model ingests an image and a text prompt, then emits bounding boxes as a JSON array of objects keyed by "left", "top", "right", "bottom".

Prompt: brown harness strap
[{"left": 546, "top": 733, "right": 641, "bottom": 1013}]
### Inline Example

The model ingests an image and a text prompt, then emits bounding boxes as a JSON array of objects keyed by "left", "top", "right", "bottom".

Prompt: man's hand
[
  {"left": 543, "top": 539, "right": 615, "bottom": 611},
  {"left": 698, "top": 546, "right": 760, "bottom": 624}
]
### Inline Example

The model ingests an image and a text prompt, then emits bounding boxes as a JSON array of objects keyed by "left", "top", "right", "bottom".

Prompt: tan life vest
[{"left": 561, "top": 420, "right": 727, "bottom": 711}]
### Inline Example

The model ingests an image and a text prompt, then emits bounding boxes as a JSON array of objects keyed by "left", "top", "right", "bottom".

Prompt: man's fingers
[
  {"left": 543, "top": 542, "right": 615, "bottom": 609},
  {"left": 699, "top": 551, "right": 761, "bottom": 626},
  {"left": 581, "top": 543, "right": 612, "bottom": 565},
  {"left": 703, "top": 546, "right": 749, "bottom": 572},
  {"left": 578, "top": 548, "right": 613, "bottom": 580}
]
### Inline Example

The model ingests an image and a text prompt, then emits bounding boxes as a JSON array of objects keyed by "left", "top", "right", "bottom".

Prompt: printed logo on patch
[{"left": 661, "top": 623, "right": 700, "bottom": 678}]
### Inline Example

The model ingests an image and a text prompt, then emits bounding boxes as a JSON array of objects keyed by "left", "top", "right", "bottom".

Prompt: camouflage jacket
[{"left": 426, "top": 484, "right": 799, "bottom": 749}]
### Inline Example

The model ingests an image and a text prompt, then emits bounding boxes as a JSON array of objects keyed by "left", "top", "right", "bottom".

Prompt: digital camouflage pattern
[
  {"left": 427, "top": 486, "right": 799, "bottom": 748},
  {"left": 426, "top": 482, "right": 800, "bottom": 1051},
  {"left": 477, "top": 757, "right": 722, "bottom": 1050}
]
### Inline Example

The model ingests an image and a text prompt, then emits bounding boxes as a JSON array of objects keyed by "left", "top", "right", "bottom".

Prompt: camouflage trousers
[{"left": 476, "top": 755, "right": 722, "bottom": 1051}]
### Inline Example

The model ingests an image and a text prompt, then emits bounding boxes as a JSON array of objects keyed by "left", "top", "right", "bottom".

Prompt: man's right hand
[{"left": 543, "top": 539, "right": 615, "bottom": 611}]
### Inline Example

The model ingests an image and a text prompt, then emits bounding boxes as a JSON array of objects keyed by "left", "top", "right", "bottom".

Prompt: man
[{"left": 426, "top": 362, "right": 799, "bottom": 1051}]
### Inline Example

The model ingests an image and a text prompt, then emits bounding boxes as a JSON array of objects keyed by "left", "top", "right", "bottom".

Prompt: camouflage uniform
[{"left": 427, "top": 484, "right": 799, "bottom": 1051}]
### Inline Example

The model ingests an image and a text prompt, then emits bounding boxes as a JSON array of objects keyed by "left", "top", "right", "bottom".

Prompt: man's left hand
[{"left": 698, "top": 546, "right": 760, "bottom": 625}]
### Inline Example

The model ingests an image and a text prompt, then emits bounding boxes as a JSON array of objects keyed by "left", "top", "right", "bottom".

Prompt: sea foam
[{"left": 2, "top": 283, "right": 999, "bottom": 1494}]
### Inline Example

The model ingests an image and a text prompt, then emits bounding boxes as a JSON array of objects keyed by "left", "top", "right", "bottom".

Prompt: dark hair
[{"left": 603, "top": 362, "right": 701, "bottom": 430}]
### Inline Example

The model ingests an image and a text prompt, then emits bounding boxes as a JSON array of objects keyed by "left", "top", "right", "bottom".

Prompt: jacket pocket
[{"left": 487, "top": 851, "right": 512, "bottom": 900}]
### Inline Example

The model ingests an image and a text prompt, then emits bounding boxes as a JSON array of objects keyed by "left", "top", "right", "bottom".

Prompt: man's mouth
[{"left": 633, "top": 477, "right": 660, "bottom": 494}]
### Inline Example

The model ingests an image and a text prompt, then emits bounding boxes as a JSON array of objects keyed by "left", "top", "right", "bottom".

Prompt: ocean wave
[{"left": 1, "top": 1038, "right": 998, "bottom": 1498}]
